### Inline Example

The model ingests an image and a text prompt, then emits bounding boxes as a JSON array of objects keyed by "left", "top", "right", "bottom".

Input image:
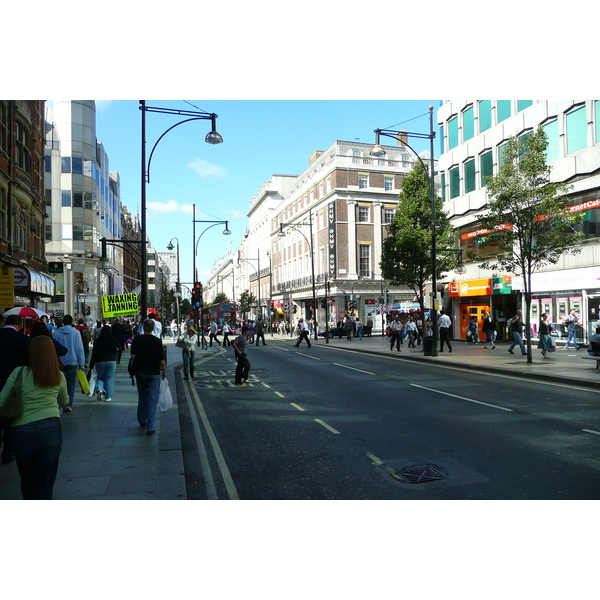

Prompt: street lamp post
[
  {"left": 238, "top": 251, "right": 261, "bottom": 322},
  {"left": 140, "top": 101, "right": 222, "bottom": 322},
  {"left": 369, "top": 106, "right": 438, "bottom": 354},
  {"left": 278, "top": 208, "right": 318, "bottom": 341},
  {"left": 166, "top": 237, "right": 180, "bottom": 323}
]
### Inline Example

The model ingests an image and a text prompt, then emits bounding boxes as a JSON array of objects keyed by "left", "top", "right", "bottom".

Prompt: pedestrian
[
  {"left": 76, "top": 318, "right": 92, "bottom": 365},
  {"left": 482, "top": 312, "right": 496, "bottom": 349},
  {"left": 389, "top": 316, "right": 402, "bottom": 352},
  {"left": 255, "top": 318, "right": 267, "bottom": 346},
  {"left": 209, "top": 320, "right": 221, "bottom": 346},
  {"left": 30, "top": 321, "right": 68, "bottom": 360},
  {"left": 0, "top": 315, "right": 30, "bottom": 466},
  {"left": 40, "top": 315, "right": 55, "bottom": 336},
  {"left": 563, "top": 309, "right": 580, "bottom": 350},
  {"left": 294, "top": 319, "right": 312, "bottom": 348},
  {"left": 424, "top": 316, "right": 433, "bottom": 337},
  {"left": 247, "top": 320, "right": 255, "bottom": 344},
  {"left": 180, "top": 324, "right": 197, "bottom": 380},
  {"left": 222, "top": 321, "right": 232, "bottom": 346},
  {"left": 466, "top": 317, "right": 480, "bottom": 344},
  {"left": 148, "top": 312, "right": 162, "bottom": 339},
  {"left": 507, "top": 310, "right": 527, "bottom": 355},
  {"left": 438, "top": 311, "right": 453, "bottom": 353},
  {"left": 406, "top": 316, "right": 418, "bottom": 347},
  {"left": 93, "top": 319, "right": 103, "bottom": 340},
  {"left": 111, "top": 317, "right": 126, "bottom": 364},
  {"left": 345, "top": 316, "right": 355, "bottom": 341},
  {"left": 89, "top": 324, "right": 121, "bottom": 402},
  {"left": 537, "top": 313, "right": 554, "bottom": 359},
  {"left": 124, "top": 320, "right": 133, "bottom": 349},
  {"left": 130, "top": 319, "right": 167, "bottom": 436},
  {"left": 416, "top": 315, "right": 423, "bottom": 345},
  {"left": 356, "top": 318, "right": 364, "bottom": 340},
  {"left": 0, "top": 336, "right": 68, "bottom": 499},
  {"left": 52, "top": 314, "right": 86, "bottom": 413},
  {"left": 170, "top": 318, "right": 178, "bottom": 342},
  {"left": 232, "top": 325, "right": 251, "bottom": 384}
]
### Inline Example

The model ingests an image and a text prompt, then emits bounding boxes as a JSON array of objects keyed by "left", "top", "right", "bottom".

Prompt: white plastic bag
[
  {"left": 87, "top": 368, "right": 97, "bottom": 397},
  {"left": 159, "top": 378, "right": 172, "bottom": 412}
]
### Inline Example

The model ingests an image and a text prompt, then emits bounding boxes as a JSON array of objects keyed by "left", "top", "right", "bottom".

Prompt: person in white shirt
[
  {"left": 438, "top": 311, "right": 453, "bottom": 353},
  {"left": 148, "top": 313, "right": 162, "bottom": 339},
  {"left": 222, "top": 322, "right": 232, "bottom": 347},
  {"left": 389, "top": 317, "right": 402, "bottom": 352},
  {"left": 170, "top": 319, "right": 178, "bottom": 342},
  {"left": 294, "top": 319, "right": 312, "bottom": 348},
  {"left": 405, "top": 316, "right": 418, "bottom": 348}
]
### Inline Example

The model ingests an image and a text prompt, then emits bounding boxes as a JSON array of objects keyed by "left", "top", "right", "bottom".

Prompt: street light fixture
[
  {"left": 238, "top": 251, "right": 262, "bottom": 323},
  {"left": 140, "top": 101, "right": 223, "bottom": 322},
  {"left": 278, "top": 208, "right": 317, "bottom": 341},
  {"left": 166, "top": 237, "right": 181, "bottom": 321}
]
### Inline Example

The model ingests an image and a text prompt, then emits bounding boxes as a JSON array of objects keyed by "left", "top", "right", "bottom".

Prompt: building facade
[
  {"left": 437, "top": 100, "right": 600, "bottom": 343},
  {"left": 0, "top": 100, "right": 53, "bottom": 315}
]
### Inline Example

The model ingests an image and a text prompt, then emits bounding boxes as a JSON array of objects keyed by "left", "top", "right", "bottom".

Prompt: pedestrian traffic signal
[
  {"left": 192, "top": 281, "right": 203, "bottom": 305},
  {"left": 270, "top": 301, "right": 275, "bottom": 315},
  {"left": 293, "top": 305, "right": 298, "bottom": 314}
]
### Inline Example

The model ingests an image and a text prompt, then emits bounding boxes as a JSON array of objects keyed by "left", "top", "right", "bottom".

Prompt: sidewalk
[
  {"left": 311, "top": 331, "right": 600, "bottom": 390},
  {"left": 0, "top": 339, "right": 200, "bottom": 500}
]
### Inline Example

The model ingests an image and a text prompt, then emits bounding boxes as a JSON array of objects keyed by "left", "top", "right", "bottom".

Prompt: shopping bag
[
  {"left": 77, "top": 369, "right": 89, "bottom": 395},
  {"left": 87, "top": 368, "right": 97, "bottom": 396},
  {"left": 159, "top": 378, "right": 173, "bottom": 412}
]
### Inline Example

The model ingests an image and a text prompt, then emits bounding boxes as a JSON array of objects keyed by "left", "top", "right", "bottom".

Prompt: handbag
[
  {"left": 159, "top": 378, "right": 173, "bottom": 412},
  {"left": 77, "top": 369, "right": 89, "bottom": 395},
  {"left": 0, "top": 366, "right": 26, "bottom": 421},
  {"left": 175, "top": 337, "right": 187, "bottom": 349}
]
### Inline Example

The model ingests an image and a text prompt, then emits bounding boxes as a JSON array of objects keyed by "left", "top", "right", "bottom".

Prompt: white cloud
[
  {"left": 187, "top": 158, "right": 227, "bottom": 179},
  {"left": 223, "top": 208, "right": 245, "bottom": 219},
  {"left": 147, "top": 199, "right": 180, "bottom": 213}
]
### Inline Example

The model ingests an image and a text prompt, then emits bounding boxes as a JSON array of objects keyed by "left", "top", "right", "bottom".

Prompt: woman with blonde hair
[{"left": 0, "top": 335, "right": 68, "bottom": 499}]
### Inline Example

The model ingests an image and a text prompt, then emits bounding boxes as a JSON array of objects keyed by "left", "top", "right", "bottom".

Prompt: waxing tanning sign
[{"left": 101, "top": 293, "right": 139, "bottom": 318}]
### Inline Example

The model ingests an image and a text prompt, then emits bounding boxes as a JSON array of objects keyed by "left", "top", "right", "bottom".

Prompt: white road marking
[
  {"left": 274, "top": 391, "right": 285, "bottom": 398},
  {"left": 410, "top": 383, "right": 514, "bottom": 412},
  {"left": 582, "top": 429, "right": 600, "bottom": 436},
  {"left": 290, "top": 403, "right": 305, "bottom": 411},
  {"left": 314, "top": 419, "right": 340, "bottom": 434},
  {"left": 295, "top": 353, "right": 320, "bottom": 360},
  {"left": 333, "top": 363, "right": 375, "bottom": 375}
]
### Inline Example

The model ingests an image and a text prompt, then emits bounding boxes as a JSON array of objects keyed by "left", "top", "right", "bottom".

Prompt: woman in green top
[{"left": 0, "top": 336, "right": 68, "bottom": 499}]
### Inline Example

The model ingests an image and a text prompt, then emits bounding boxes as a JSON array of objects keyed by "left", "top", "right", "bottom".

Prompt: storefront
[{"left": 5, "top": 266, "right": 55, "bottom": 312}]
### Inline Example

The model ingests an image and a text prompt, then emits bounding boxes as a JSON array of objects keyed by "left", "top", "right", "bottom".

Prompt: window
[
  {"left": 463, "top": 106, "right": 474, "bottom": 141},
  {"left": 517, "top": 100, "right": 532, "bottom": 112},
  {"left": 45, "top": 189, "right": 52, "bottom": 206},
  {"left": 358, "top": 174, "right": 368, "bottom": 189},
  {"left": 566, "top": 105, "right": 587, "bottom": 155},
  {"left": 61, "top": 157, "right": 71, "bottom": 173},
  {"left": 61, "top": 223, "right": 72, "bottom": 241},
  {"left": 73, "top": 191, "right": 83, "bottom": 207},
  {"left": 15, "top": 213, "right": 26, "bottom": 248},
  {"left": 0, "top": 102, "right": 7, "bottom": 152},
  {"left": 72, "top": 157, "right": 83, "bottom": 174},
  {"left": 480, "top": 150, "right": 493, "bottom": 186},
  {"left": 542, "top": 119, "right": 559, "bottom": 162},
  {"left": 15, "top": 122, "right": 31, "bottom": 172},
  {"left": 62, "top": 191, "right": 72, "bottom": 207},
  {"left": 448, "top": 116, "right": 459, "bottom": 149},
  {"left": 45, "top": 223, "right": 52, "bottom": 241},
  {"left": 479, "top": 100, "right": 492, "bottom": 133},
  {"left": 358, "top": 205, "right": 369, "bottom": 222},
  {"left": 384, "top": 176, "right": 394, "bottom": 191},
  {"left": 45, "top": 155, "right": 51, "bottom": 172},
  {"left": 497, "top": 100, "right": 511, "bottom": 123},
  {"left": 384, "top": 208, "right": 395, "bottom": 224},
  {"left": 353, "top": 150, "right": 361, "bottom": 163},
  {"left": 73, "top": 223, "right": 84, "bottom": 241},
  {"left": 498, "top": 142, "right": 509, "bottom": 168},
  {"left": 449, "top": 166, "right": 460, "bottom": 199},
  {"left": 439, "top": 123, "right": 445, "bottom": 154},
  {"left": 440, "top": 172, "right": 446, "bottom": 202},
  {"left": 464, "top": 159, "right": 476, "bottom": 193},
  {"left": 359, "top": 244, "right": 370, "bottom": 277}
]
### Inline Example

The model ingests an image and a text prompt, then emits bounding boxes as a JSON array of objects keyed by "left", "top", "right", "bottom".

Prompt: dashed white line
[
  {"left": 410, "top": 383, "right": 514, "bottom": 412},
  {"left": 314, "top": 419, "right": 340, "bottom": 434},
  {"left": 290, "top": 403, "right": 305, "bottom": 412},
  {"left": 333, "top": 363, "right": 375, "bottom": 375},
  {"left": 582, "top": 428, "right": 600, "bottom": 436}
]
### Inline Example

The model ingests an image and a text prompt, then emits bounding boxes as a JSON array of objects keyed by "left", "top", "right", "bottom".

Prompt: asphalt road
[{"left": 176, "top": 337, "right": 600, "bottom": 500}]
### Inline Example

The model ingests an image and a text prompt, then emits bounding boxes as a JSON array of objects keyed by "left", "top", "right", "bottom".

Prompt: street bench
[{"left": 581, "top": 356, "right": 600, "bottom": 369}]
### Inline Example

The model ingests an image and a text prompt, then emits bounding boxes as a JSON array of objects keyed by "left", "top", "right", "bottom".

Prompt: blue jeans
[
  {"left": 136, "top": 373, "right": 161, "bottom": 432},
  {"left": 182, "top": 350, "right": 195, "bottom": 371},
  {"left": 508, "top": 331, "right": 526, "bottom": 353},
  {"left": 565, "top": 329, "right": 579, "bottom": 349},
  {"left": 63, "top": 365, "right": 78, "bottom": 408},
  {"left": 11, "top": 417, "right": 62, "bottom": 500},
  {"left": 95, "top": 361, "right": 116, "bottom": 399},
  {"left": 171, "top": 328, "right": 177, "bottom": 342}
]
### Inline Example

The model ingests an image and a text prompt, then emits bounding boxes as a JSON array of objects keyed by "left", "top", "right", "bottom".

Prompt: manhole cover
[{"left": 399, "top": 464, "right": 448, "bottom": 484}]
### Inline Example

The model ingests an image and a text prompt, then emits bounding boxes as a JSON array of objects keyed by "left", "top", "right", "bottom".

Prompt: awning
[{"left": 8, "top": 266, "right": 55, "bottom": 296}]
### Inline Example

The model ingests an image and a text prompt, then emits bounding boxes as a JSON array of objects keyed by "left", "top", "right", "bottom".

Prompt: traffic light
[
  {"left": 192, "top": 281, "right": 203, "bottom": 307},
  {"left": 320, "top": 298, "right": 327, "bottom": 309},
  {"left": 293, "top": 305, "right": 298, "bottom": 314},
  {"left": 270, "top": 301, "right": 275, "bottom": 315}
]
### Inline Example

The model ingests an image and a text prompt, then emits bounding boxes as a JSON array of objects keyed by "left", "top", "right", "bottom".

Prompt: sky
[{"left": 94, "top": 99, "right": 439, "bottom": 290}]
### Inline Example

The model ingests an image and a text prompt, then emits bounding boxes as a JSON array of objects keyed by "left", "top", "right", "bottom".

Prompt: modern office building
[
  {"left": 436, "top": 100, "right": 600, "bottom": 343},
  {"left": 44, "top": 100, "right": 123, "bottom": 321}
]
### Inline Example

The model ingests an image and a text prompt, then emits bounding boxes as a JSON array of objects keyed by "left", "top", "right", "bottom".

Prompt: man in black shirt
[{"left": 130, "top": 319, "right": 167, "bottom": 436}]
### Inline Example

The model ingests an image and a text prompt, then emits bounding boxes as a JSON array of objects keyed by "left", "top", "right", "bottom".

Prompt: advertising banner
[{"left": 101, "top": 293, "right": 139, "bottom": 318}]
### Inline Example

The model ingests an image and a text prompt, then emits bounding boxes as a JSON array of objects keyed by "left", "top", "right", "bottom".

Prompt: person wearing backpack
[{"left": 76, "top": 318, "right": 92, "bottom": 365}]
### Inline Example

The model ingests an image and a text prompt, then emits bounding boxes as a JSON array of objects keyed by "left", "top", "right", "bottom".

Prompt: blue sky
[{"left": 95, "top": 100, "right": 438, "bottom": 288}]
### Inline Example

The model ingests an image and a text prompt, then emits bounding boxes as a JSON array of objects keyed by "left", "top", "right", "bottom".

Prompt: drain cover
[{"left": 399, "top": 464, "right": 448, "bottom": 484}]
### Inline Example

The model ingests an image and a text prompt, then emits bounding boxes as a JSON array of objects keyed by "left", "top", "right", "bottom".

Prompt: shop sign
[
  {"left": 0, "top": 269, "right": 14, "bottom": 308},
  {"left": 101, "top": 293, "right": 139, "bottom": 318},
  {"left": 492, "top": 276, "right": 512, "bottom": 294},
  {"left": 449, "top": 278, "right": 492, "bottom": 297}
]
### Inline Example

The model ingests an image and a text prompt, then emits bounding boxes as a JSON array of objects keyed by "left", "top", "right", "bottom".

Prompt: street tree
[
  {"left": 237, "top": 290, "right": 256, "bottom": 320},
  {"left": 474, "top": 126, "right": 584, "bottom": 363},
  {"left": 380, "top": 159, "right": 456, "bottom": 318},
  {"left": 214, "top": 292, "right": 230, "bottom": 304}
]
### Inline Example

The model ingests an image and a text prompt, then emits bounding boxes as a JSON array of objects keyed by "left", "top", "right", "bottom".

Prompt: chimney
[
  {"left": 397, "top": 131, "right": 408, "bottom": 147},
  {"left": 308, "top": 150, "right": 324, "bottom": 165}
]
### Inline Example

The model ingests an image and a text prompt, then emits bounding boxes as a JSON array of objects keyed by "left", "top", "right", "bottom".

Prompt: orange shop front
[{"left": 447, "top": 276, "right": 515, "bottom": 341}]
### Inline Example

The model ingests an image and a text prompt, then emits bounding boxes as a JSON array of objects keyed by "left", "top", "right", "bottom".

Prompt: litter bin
[{"left": 422, "top": 336, "right": 433, "bottom": 356}]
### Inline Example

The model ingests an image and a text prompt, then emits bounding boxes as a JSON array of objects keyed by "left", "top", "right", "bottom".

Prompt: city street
[{"left": 176, "top": 335, "right": 600, "bottom": 500}]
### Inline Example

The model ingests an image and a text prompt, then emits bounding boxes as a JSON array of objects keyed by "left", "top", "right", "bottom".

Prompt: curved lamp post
[
  {"left": 140, "top": 101, "right": 223, "bottom": 321},
  {"left": 166, "top": 237, "right": 180, "bottom": 322}
]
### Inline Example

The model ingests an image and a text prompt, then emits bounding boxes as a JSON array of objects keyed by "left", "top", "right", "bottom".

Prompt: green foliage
[
  {"left": 237, "top": 290, "right": 256, "bottom": 317},
  {"left": 380, "top": 160, "right": 456, "bottom": 311},
  {"left": 181, "top": 298, "right": 191, "bottom": 314},
  {"left": 214, "top": 292, "right": 230, "bottom": 304}
]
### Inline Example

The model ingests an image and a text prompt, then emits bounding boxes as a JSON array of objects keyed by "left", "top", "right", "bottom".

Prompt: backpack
[{"left": 80, "top": 326, "right": 91, "bottom": 344}]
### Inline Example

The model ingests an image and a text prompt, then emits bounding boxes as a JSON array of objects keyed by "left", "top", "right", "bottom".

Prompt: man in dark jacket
[{"left": 0, "top": 315, "right": 30, "bottom": 464}]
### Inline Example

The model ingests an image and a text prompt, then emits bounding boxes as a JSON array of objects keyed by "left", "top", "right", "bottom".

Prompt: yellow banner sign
[
  {"left": 0, "top": 269, "right": 15, "bottom": 310},
  {"left": 101, "top": 293, "right": 139, "bottom": 318}
]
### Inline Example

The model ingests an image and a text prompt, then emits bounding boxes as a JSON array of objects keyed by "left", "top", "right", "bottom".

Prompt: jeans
[
  {"left": 565, "top": 329, "right": 579, "bottom": 349},
  {"left": 11, "top": 417, "right": 62, "bottom": 500},
  {"left": 407, "top": 331, "right": 416, "bottom": 347},
  {"left": 508, "top": 331, "right": 526, "bottom": 353},
  {"left": 171, "top": 328, "right": 177, "bottom": 342},
  {"left": 235, "top": 353, "right": 251, "bottom": 383},
  {"left": 136, "top": 373, "right": 161, "bottom": 432},
  {"left": 63, "top": 365, "right": 78, "bottom": 408},
  {"left": 390, "top": 331, "right": 401, "bottom": 350},
  {"left": 357, "top": 328, "right": 363, "bottom": 339},
  {"left": 182, "top": 350, "right": 195, "bottom": 371},
  {"left": 95, "top": 361, "right": 116, "bottom": 399}
]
